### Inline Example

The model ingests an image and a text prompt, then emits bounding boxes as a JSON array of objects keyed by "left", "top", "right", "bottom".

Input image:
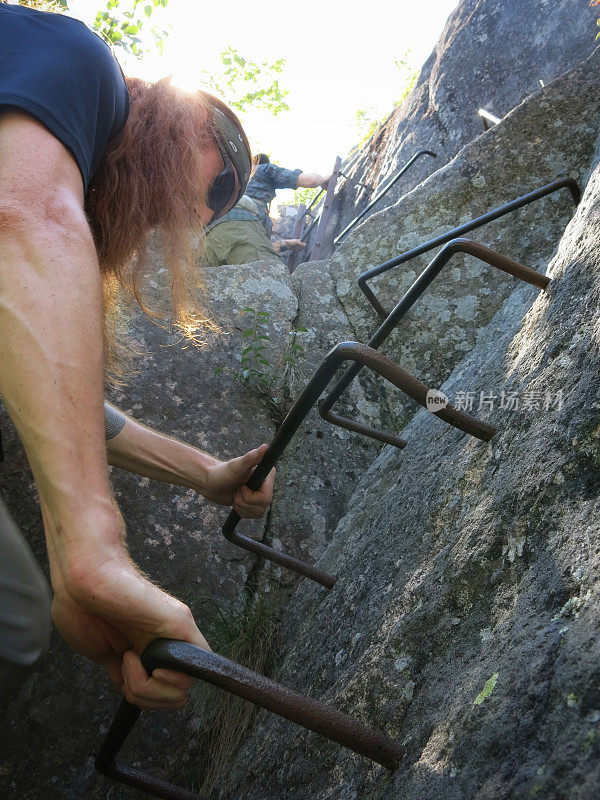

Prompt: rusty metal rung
[
  {"left": 96, "top": 639, "right": 404, "bottom": 799},
  {"left": 320, "top": 238, "right": 551, "bottom": 444},
  {"left": 222, "top": 340, "right": 495, "bottom": 587},
  {"left": 320, "top": 407, "right": 409, "bottom": 448}
]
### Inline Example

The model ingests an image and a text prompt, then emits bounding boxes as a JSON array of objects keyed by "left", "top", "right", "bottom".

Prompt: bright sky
[{"left": 68, "top": 0, "right": 458, "bottom": 180}]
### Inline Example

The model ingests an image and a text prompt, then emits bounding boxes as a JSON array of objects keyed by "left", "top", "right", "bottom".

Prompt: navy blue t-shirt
[{"left": 0, "top": 4, "right": 129, "bottom": 192}]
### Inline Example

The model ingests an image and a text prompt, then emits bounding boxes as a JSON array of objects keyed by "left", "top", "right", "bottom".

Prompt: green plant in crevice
[
  {"left": 277, "top": 325, "right": 309, "bottom": 405},
  {"left": 473, "top": 672, "right": 499, "bottom": 705},
  {"left": 225, "top": 307, "right": 309, "bottom": 415},
  {"left": 237, "top": 307, "right": 274, "bottom": 390},
  {"left": 190, "top": 587, "right": 286, "bottom": 795}
]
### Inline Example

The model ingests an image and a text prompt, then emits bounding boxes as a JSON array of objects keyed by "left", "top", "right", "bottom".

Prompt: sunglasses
[{"left": 207, "top": 140, "right": 239, "bottom": 221}]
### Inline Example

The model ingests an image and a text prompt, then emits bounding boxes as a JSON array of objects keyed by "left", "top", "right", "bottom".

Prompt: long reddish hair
[{"left": 85, "top": 77, "right": 250, "bottom": 358}]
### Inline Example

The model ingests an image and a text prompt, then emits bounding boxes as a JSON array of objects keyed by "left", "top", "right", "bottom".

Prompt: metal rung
[
  {"left": 358, "top": 176, "right": 580, "bottom": 318},
  {"left": 320, "top": 239, "right": 550, "bottom": 444},
  {"left": 334, "top": 150, "right": 437, "bottom": 246},
  {"left": 478, "top": 108, "right": 502, "bottom": 130},
  {"left": 221, "top": 340, "right": 494, "bottom": 586},
  {"left": 96, "top": 639, "right": 404, "bottom": 799},
  {"left": 338, "top": 171, "right": 374, "bottom": 191}
]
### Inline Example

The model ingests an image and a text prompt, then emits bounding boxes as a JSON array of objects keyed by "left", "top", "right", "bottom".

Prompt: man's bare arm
[
  {"left": 0, "top": 111, "right": 119, "bottom": 570},
  {"left": 296, "top": 171, "right": 331, "bottom": 189},
  {"left": 105, "top": 405, "right": 275, "bottom": 519},
  {"left": 0, "top": 110, "right": 206, "bottom": 708}
]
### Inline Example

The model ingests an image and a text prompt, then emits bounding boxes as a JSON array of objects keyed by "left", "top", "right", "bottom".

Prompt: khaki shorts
[{"left": 204, "top": 219, "right": 282, "bottom": 266}]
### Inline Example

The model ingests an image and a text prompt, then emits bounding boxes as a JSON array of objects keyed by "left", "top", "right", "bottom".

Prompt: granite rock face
[
  {"left": 263, "top": 259, "right": 384, "bottom": 572},
  {"left": 217, "top": 132, "right": 600, "bottom": 800},
  {"left": 335, "top": 0, "right": 599, "bottom": 232},
  {"left": 1, "top": 7, "right": 599, "bottom": 798},
  {"left": 331, "top": 50, "right": 600, "bottom": 427}
]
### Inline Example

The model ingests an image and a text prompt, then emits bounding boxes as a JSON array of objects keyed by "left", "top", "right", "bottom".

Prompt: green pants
[{"left": 204, "top": 219, "right": 282, "bottom": 266}]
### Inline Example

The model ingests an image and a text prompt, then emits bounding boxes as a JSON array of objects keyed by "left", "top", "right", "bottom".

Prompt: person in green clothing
[{"left": 204, "top": 153, "right": 330, "bottom": 266}]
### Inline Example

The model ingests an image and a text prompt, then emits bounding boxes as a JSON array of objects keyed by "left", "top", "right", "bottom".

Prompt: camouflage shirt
[
  {"left": 245, "top": 163, "right": 303, "bottom": 208},
  {"left": 205, "top": 163, "right": 302, "bottom": 236}
]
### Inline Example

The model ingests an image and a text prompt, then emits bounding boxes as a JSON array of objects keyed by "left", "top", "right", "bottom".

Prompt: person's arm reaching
[
  {"left": 0, "top": 110, "right": 206, "bottom": 709},
  {"left": 104, "top": 404, "right": 275, "bottom": 519},
  {"left": 296, "top": 171, "right": 331, "bottom": 190},
  {"left": 272, "top": 238, "right": 306, "bottom": 254}
]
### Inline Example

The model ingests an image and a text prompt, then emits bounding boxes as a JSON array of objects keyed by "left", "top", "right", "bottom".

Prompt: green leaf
[
  {"left": 474, "top": 673, "right": 499, "bottom": 705},
  {"left": 242, "top": 330, "right": 255, "bottom": 338},
  {"left": 145, "top": 5, "right": 153, "bottom": 17}
]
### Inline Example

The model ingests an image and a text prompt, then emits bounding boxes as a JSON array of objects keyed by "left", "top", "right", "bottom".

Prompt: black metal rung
[{"left": 358, "top": 176, "right": 580, "bottom": 318}]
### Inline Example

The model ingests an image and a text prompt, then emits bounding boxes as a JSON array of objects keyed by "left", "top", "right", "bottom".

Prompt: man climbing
[
  {"left": 204, "top": 153, "right": 331, "bottom": 266},
  {"left": 0, "top": 2, "right": 274, "bottom": 708}
]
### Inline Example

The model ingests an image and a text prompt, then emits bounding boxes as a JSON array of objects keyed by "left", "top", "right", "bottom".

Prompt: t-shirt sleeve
[{"left": 271, "top": 165, "right": 303, "bottom": 190}]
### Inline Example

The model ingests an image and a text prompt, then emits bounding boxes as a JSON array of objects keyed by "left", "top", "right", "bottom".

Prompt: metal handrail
[
  {"left": 296, "top": 159, "right": 341, "bottom": 250},
  {"left": 290, "top": 189, "right": 325, "bottom": 238},
  {"left": 310, "top": 157, "right": 342, "bottom": 262},
  {"left": 357, "top": 177, "right": 580, "bottom": 318},
  {"left": 300, "top": 205, "right": 323, "bottom": 242},
  {"left": 96, "top": 639, "right": 405, "bottom": 798},
  {"left": 221, "top": 340, "right": 495, "bottom": 587},
  {"left": 286, "top": 202, "right": 307, "bottom": 274},
  {"left": 334, "top": 150, "right": 438, "bottom": 246},
  {"left": 320, "top": 239, "right": 550, "bottom": 445},
  {"left": 303, "top": 187, "right": 325, "bottom": 218}
]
